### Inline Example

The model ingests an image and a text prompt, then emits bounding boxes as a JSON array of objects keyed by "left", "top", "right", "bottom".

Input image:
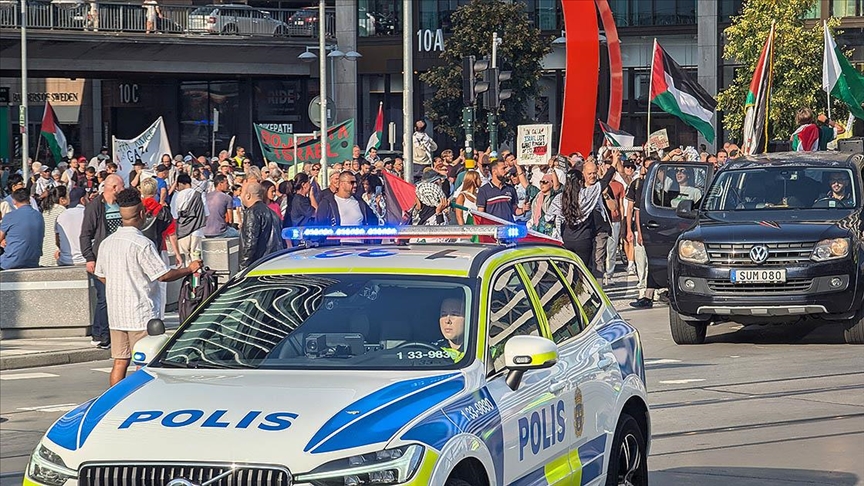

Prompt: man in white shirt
[
  {"left": 95, "top": 188, "right": 201, "bottom": 386},
  {"left": 55, "top": 187, "right": 88, "bottom": 265},
  {"left": 314, "top": 171, "right": 376, "bottom": 226}
]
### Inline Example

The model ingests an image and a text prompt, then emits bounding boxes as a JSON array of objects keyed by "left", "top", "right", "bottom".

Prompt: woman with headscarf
[
  {"left": 412, "top": 179, "right": 450, "bottom": 227},
  {"left": 547, "top": 170, "right": 606, "bottom": 266}
]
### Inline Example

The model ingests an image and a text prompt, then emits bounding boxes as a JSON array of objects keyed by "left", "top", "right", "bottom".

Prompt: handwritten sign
[
  {"left": 648, "top": 128, "right": 670, "bottom": 151},
  {"left": 517, "top": 124, "right": 553, "bottom": 165}
]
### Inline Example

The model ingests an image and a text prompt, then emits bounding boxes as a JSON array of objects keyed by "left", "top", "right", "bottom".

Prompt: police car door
[{"left": 484, "top": 264, "right": 572, "bottom": 484}]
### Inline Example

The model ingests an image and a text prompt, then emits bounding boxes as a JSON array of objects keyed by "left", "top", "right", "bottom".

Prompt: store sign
[
  {"left": 417, "top": 28, "right": 444, "bottom": 53},
  {"left": 118, "top": 83, "right": 140, "bottom": 104},
  {"left": 6, "top": 78, "right": 84, "bottom": 124}
]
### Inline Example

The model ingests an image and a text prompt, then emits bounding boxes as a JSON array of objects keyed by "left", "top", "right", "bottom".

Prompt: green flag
[
  {"left": 823, "top": 22, "right": 864, "bottom": 119},
  {"left": 253, "top": 119, "right": 356, "bottom": 166}
]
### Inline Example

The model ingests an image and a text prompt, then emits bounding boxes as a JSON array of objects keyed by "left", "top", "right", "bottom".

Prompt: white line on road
[
  {"left": 658, "top": 379, "right": 706, "bottom": 385},
  {"left": 0, "top": 372, "right": 59, "bottom": 381},
  {"left": 91, "top": 368, "right": 113, "bottom": 373},
  {"left": 17, "top": 403, "right": 78, "bottom": 413},
  {"left": 644, "top": 359, "right": 682, "bottom": 365}
]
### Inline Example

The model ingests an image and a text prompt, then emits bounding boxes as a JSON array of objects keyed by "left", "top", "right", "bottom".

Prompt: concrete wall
[
  {"left": 697, "top": 0, "right": 719, "bottom": 151},
  {"left": 335, "top": 0, "right": 358, "bottom": 129},
  {"left": 0, "top": 266, "right": 93, "bottom": 339}
]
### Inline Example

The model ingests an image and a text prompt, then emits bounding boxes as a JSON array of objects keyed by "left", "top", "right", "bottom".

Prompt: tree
[
  {"left": 717, "top": 0, "right": 845, "bottom": 142},
  {"left": 420, "top": 0, "right": 552, "bottom": 147}
]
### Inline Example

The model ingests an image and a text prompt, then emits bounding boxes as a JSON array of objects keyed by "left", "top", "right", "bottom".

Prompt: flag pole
[
  {"left": 764, "top": 22, "right": 775, "bottom": 154},
  {"left": 647, "top": 39, "right": 656, "bottom": 152},
  {"left": 35, "top": 103, "right": 44, "bottom": 164},
  {"left": 824, "top": 21, "right": 832, "bottom": 120}
]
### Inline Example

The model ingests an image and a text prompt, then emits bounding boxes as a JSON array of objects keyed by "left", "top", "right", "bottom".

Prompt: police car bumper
[{"left": 670, "top": 258, "right": 861, "bottom": 318}]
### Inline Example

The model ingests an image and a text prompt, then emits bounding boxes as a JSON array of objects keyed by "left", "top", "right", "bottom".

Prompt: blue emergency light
[{"left": 281, "top": 225, "right": 528, "bottom": 243}]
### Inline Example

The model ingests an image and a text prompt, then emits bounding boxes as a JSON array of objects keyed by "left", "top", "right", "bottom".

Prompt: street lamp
[
  {"left": 298, "top": 45, "right": 362, "bottom": 107},
  {"left": 20, "top": 0, "right": 29, "bottom": 179}
]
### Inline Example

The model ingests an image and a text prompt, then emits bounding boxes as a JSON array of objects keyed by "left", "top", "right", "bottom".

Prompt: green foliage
[
  {"left": 419, "top": 0, "right": 552, "bottom": 146},
  {"left": 717, "top": 0, "right": 846, "bottom": 142}
]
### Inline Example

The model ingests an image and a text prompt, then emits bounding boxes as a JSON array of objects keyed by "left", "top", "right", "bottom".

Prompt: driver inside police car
[{"left": 433, "top": 294, "right": 466, "bottom": 362}]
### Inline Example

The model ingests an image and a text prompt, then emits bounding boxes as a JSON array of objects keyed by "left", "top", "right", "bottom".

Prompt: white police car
[{"left": 27, "top": 226, "right": 649, "bottom": 486}]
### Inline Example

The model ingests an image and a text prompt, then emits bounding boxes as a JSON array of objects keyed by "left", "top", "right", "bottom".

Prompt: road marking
[
  {"left": 17, "top": 403, "right": 78, "bottom": 413},
  {"left": 0, "top": 372, "right": 59, "bottom": 381},
  {"left": 644, "top": 359, "right": 682, "bottom": 365},
  {"left": 658, "top": 379, "right": 706, "bottom": 385},
  {"left": 92, "top": 367, "right": 134, "bottom": 373}
]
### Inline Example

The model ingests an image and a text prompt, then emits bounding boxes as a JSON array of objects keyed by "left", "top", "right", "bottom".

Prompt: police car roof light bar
[{"left": 281, "top": 225, "right": 528, "bottom": 243}]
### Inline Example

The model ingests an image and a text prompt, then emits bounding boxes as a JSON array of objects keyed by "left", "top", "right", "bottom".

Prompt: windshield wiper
[{"left": 156, "top": 359, "right": 233, "bottom": 369}]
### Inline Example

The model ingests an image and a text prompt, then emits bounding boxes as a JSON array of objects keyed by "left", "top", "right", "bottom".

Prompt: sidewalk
[
  {"left": 0, "top": 313, "right": 180, "bottom": 371},
  {"left": 0, "top": 267, "right": 661, "bottom": 371}
]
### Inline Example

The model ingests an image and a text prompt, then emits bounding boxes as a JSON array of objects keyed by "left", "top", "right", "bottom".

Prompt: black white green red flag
[
  {"left": 823, "top": 21, "right": 864, "bottom": 120},
  {"left": 649, "top": 40, "right": 717, "bottom": 143},
  {"left": 599, "top": 120, "right": 635, "bottom": 147},
  {"left": 365, "top": 102, "right": 384, "bottom": 157},
  {"left": 742, "top": 23, "right": 775, "bottom": 156},
  {"left": 40, "top": 101, "right": 67, "bottom": 163}
]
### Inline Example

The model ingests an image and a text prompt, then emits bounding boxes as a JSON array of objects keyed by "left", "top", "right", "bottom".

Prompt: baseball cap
[
  {"left": 100, "top": 146, "right": 108, "bottom": 152},
  {"left": 133, "top": 159, "right": 145, "bottom": 167},
  {"left": 219, "top": 160, "right": 231, "bottom": 167},
  {"left": 183, "top": 155, "right": 194, "bottom": 163},
  {"left": 173, "top": 154, "right": 183, "bottom": 162},
  {"left": 68, "top": 187, "right": 87, "bottom": 207},
  {"left": 421, "top": 169, "right": 444, "bottom": 183},
  {"left": 155, "top": 164, "right": 169, "bottom": 172},
  {"left": 41, "top": 165, "right": 51, "bottom": 173}
]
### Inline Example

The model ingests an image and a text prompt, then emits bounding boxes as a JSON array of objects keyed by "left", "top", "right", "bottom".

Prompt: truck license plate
[{"left": 730, "top": 269, "right": 787, "bottom": 284}]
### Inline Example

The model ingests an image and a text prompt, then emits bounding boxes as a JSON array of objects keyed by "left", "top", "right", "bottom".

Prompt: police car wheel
[
  {"left": 606, "top": 413, "right": 648, "bottom": 486},
  {"left": 444, "top": 478, "right": 473, "bottom": 486},
  {"left": 669, "top": 307, "right": 707, "bottom": 345}
]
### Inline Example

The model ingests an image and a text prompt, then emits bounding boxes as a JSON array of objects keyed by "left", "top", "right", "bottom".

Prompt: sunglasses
[
  {"left": 830, "top": 179, "right": 845, "bottom": 184},
  {"left": 311, "top": 167, "right": 321, "bottom": 171},
  {"left": 540, "top": 180, "right": 551, "bottom": 185}
]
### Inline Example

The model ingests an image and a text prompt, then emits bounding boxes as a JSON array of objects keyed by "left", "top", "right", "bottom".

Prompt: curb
[{"left": 0, "top": 348, "right": 110, "bottom": 371}]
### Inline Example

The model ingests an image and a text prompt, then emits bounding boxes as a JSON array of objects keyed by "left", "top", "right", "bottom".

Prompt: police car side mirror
[
  {"left": 131, "top": 335, "right": 170, "bottom": 366},
  {"left": 676, "top": 199, "right": 696, "bottom": 219},
  {"left": 503, "top": 336, "right": 559, "bottom": 391}
]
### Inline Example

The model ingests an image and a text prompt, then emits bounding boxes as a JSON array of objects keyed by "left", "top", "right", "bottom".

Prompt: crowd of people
[{"left": 0, "top": 108, "right": 849, "bottom": 384}]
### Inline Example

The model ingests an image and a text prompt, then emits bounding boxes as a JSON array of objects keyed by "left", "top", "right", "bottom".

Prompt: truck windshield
[
  {"left": 155, "top": 275, "right": 472, "bottom": 370},
  {"left": 704, "top": 167, "right": 858, "bottom": 211}
]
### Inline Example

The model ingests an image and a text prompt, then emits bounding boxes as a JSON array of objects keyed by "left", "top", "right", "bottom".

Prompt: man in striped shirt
[{"left": 476, "top": 159, "right": 524, "bottom": 222}]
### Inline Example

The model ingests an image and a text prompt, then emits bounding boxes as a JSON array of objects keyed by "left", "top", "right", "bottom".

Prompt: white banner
[
  {"left": 112, "top": 117, "right": 172, "bottom": 182},
  {"left": 516, "top": 124, "right": 553, "bottom": 165}
]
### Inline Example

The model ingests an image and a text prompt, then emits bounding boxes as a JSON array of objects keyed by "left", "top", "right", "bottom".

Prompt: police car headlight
[
  {"left": 27, "top": 444, "right": 77, "bottom": 486},
  {"left": 811, "top": 238, "right": 850, "bottom": 262},
  {"left": 296, "top": 444, "right": 424, "bottom": 485},
  {"left": 678, "top": 240, "right": 708, "bottom": 264}
]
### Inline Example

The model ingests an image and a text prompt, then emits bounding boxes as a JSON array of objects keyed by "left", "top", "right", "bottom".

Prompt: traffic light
[
  {"left": 462, "top": 56, "right": 491, "bottom": 106},
  {"left": 483, "top": 68, "right": 513, "bottom": 111}
]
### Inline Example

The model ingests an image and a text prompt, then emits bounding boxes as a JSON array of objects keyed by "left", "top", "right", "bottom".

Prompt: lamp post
[
  {"left": 20, "top": 0, "right": 29, "bottom": 180},
  {"left": 402, "top": 0, "right": 413, "bottom": 183},
  {"left": 318, "top": 0, "right": 327, "bottom": 176}
]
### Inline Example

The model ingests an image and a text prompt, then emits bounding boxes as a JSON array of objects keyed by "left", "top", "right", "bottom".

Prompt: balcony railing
[{"left": 0, "top": 1, "right": 335, "bottom": 38}]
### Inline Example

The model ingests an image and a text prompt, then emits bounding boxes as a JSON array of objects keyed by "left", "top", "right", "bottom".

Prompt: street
[{"left": 1, "top": 286, "right": 863, "bottom": 486}]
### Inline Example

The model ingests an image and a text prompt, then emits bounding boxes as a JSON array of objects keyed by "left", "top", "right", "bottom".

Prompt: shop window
[
  {"left": 358, "top": 0, "right": 400, "bottom": 36},
  {"left": 180, "top": 81, "right": 238, "bottom": 157}
]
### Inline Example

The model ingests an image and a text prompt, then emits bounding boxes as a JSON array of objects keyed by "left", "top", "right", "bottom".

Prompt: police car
[{"left": 27, "top": 225, "right": 650, "bottom": 486}]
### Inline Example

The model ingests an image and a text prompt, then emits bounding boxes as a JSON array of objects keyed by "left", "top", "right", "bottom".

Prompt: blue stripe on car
[
  {"left": 441, "top": 388, "right": 505, "bottom": 486},
  {"left": 579, "top": 433, "right": 607, "bottom": 485},
  {"left": 304, "top": 373, "right": 459, "bottom": 453},
  {"left": 45, "top": 399, "right": 95, "bottom": 451},
  {"left": 399, "top": 410, "right": 458, "bottom": 450},
  {"left": 310, "top": 375, "right": 465, "bottom": 454},
  {"left": 77, "top": 370, "right": 155, "bottom": 448}
]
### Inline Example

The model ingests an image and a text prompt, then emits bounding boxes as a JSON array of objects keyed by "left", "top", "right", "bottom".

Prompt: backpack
[{"left": 178, "top": 267, "right": 218, "bottom": 323}]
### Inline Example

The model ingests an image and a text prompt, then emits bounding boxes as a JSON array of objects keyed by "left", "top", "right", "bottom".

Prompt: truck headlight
[
  {"left": 678, "top": 240, "right": 708, "bottom": 264},
  {"left": 297, "top": 445, "right": 424, "bottom": 485},
  {"left": 812, "top": 238, "right": 850, "bottom": 262},
  {"left": 27, "top": 444, "right": 77, "bottom": 486}
]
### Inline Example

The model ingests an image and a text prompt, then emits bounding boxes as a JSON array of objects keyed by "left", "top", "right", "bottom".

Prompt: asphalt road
[{"left": 2, "top": 296, "right": 863, "bottom": 485}]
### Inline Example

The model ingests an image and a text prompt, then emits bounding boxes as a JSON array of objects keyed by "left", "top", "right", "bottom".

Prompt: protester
[
  {"left": 316, "top": 171, "right": 378, "bottom": 226},
  {"left": 413, "top": 120, "right": 438, "bottom": 166},
  {"left": 0, "top": 188, "right": 44, "bottom": 270},
  {"left": 39, "top": 186, "right": 68, "bottom": 267},
  {"left": 360, "top": 174, "right": 387, "bottom": 226},
  {"left": 816, "top": 113, "right": 846, "bottom": 151},
  {"left": 289, "top": 173, "right": 318, "bottom": 229},
  {"left": 95, "top": 188, "right": 201, "bottom": 385},
  {"left": 171, "top": 173, "right": 208, "bottom": 265},
  {"left": 412, "top": 178, "right": 450, "bottom": 226},
  {"left": 204, "top": 174, "right": 239, "bottom": 238},
  {"left": 791, "top": 108, "right": 820, "bottom": 152},
  {"left": 548, "top": 169, "right": 605, "bottom": 268},
  {"left": 261, "top": 180, "right": 281, "bottom": 217},
  {"left": 453, "top": 170, "right": 480, "bottom": 225},
  {"left": 154, "top": 164, "right": 170, "bottom": 205},
  {"left": 55, "top": 187, "right": 88, "bottom": 266},
  {"left": 34, "top": 166, "right": 56, "bottom": 201},
  {"left": 239, "top": 182, "right": 284, "bottom": 269},
  {"left": 476, "top": 159, "right": 522, "bottom": 222},
  {"left": 524, "top": 171, "right": 560, "bottom": 237},
  {"left": 1, "top": 174, "right": 39, "bottom": 218},
  {"left": 627, "top": 158, "right": 657, "bottom": 308},
  {"left": 139, "top": 177, "right": 182, "bottom": 266}
]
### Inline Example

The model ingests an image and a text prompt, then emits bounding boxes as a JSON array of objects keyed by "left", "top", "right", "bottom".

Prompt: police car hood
[{"left": 44, "top": 368, "right": 466, "bottom": 472}]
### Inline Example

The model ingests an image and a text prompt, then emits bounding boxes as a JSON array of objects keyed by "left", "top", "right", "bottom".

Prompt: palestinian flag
[
  {"left": 790, "top": 123, "right": 819, "bottom": 151},
  {"left": 381, "top": 171, "right": 415, "bottom": 224},
  {"left": 599, "top": 120, "right": 635, "bottom": 148},
  {"left": 742, "top": 23, "right": 775, "bottom": 156},
  {"left": 365, "top": 102, "right": 384, "bottom": 157},
  {"left": 650, "top": 40, "right": 717, "bottom": 143},
  {"left": 40, "top": 101, "right": 67, "bottom": 163},
  {"left": 823, "top": 21, "right": 864, "bottom": 120}
]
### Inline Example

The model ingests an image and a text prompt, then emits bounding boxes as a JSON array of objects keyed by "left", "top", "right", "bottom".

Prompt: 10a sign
[{"left": 417, "top": 28, "right": 444, "bottom": 53}]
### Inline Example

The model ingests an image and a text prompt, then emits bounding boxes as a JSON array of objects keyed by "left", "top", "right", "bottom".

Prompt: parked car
[
  {"left": 286, "top": 5, "right": 333, "bottom": 36},
  {"left": 646, "top": 151, "right": 864, "bottom": 345},
  {"left": 188, "top": 4, "right": 288, "bottom": 36}
]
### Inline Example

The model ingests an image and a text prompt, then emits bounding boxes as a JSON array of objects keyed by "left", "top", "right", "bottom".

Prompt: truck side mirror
[{"left": 676, "top": 199, "right": 696, "bottom": 219}]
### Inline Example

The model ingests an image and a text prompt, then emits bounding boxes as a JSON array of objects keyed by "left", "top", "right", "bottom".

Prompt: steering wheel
[{"left": 394, "top": 341, "right": 441, "bottom": 351}]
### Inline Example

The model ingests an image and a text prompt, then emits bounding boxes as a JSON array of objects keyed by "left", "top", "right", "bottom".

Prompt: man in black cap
[{"left": 129, "top": 159, "right": 146, "bottom": 189}]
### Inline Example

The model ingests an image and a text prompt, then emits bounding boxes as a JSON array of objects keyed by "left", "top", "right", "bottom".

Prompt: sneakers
[
  {"left": 629, "top": 297, "right": 653, "bottom": 309},
  {"left": 627, "top": 262, "right": 637, "bottom": 276},
  {"left": 91, "top": 338, "right": 110, "bottom": 349},
  {"left": 602, "top": 275, "right": 611, "bottom": 287}
]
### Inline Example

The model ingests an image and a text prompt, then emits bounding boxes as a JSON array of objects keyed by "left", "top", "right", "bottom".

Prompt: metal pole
[
  {"left": 402, "top": 0, "right": 413, "bottom": 182},
  {"left": 20, "top": 0, "right": 29, "bottom": 180},
  {"left": 330, "top": 51, "right": 336, "bottom": 107},
  {"left": 318, "top": 0, "right": 328, "bottom": 176},
  {"left": 647, "top": 39, "right": 656, "bottom": 151},
  {"left": 490, "top": 32, "right": 499, "bottom": 153}
]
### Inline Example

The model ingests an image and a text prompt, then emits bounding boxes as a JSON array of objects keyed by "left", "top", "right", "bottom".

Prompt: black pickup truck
[{"left": 639, "top": 151, "right": 864, "bottom": 344}]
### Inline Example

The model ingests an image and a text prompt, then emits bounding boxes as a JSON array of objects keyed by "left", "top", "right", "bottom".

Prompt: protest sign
[
  {"left": 647, "top": 128, "right": 670, "bottom": 151},
  {"left": 112, "top": 117, "right": 172, "bottom": 181},
  {"left": 516, "top": 124, "right": 553, "bottom": 165},
  {"left": 254, "top": 119, "right": 355, "bottom": 166}
]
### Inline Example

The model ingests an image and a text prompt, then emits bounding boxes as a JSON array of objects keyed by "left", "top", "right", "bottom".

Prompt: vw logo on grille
[
  {"left": 749, "top": 245, "right": 770, "bottom": 264},
  {"left": 167, "top": 480, "right": 198, "bottom": 486}
]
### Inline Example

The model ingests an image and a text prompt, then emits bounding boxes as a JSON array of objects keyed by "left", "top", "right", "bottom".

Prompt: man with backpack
[{"left": 171, "top": 173, "right": 208, "bottom": 265}]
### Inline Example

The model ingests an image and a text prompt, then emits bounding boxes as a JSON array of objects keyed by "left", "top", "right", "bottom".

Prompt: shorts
[{"left": 110, "top": 329, "right": 149, "bottom": 360}]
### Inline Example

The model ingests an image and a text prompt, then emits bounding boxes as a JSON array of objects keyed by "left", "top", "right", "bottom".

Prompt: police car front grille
[
  {"left": 706, "top": 242, "right": 815, "bottom": 265},
  {"left": 706, "top": 278, "right": 813, "bottom": 294},
  {"left": 78, "top": 463, "right": 292, "bottom": 486}
]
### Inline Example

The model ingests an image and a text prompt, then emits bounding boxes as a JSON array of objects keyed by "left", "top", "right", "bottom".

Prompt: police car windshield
[
  {"left": 704, "top": 167, "right": 859, "bottom": 211},
  {"left": 156, "top": 275, "right": 473, "bottom": 370}
]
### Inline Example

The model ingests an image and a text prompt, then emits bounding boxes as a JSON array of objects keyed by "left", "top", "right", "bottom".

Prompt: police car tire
[
  {"left": 843, "top": 307, "right": 864, "bottom": 344},
  {"left": 444, "top": 478, "right": 474, "bottom": 486},
  {"left": 669, "top": 307, "right": 706, "bottom": 345},
  {"left": 605, "top": 413, "right": 648, "bottom": 486}
]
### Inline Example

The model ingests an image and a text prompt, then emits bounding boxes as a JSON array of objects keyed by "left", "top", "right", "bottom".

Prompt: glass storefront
[
  {"left": 358, "top": 0, "right": 401, "bottom": 36},
  {"left": 179, "top": 81, "right": 239, "bottom": 157},
  {"left": 609, "top": 0, "right": 697, "bottom": 27}
]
